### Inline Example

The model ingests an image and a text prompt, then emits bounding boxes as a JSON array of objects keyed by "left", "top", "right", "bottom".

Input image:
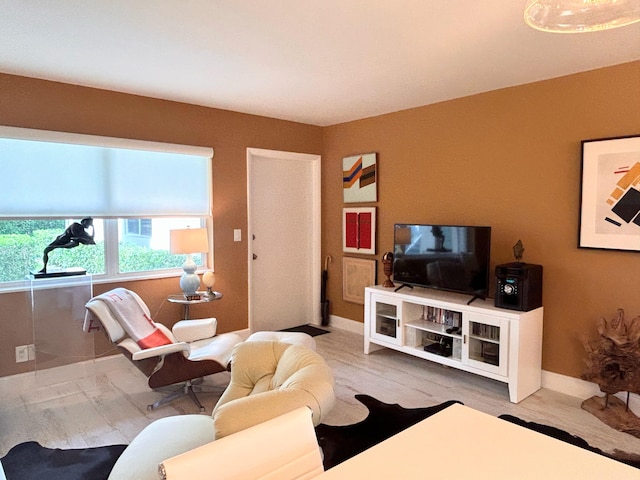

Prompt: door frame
[{"left": 246, "top": 147, "right": 322, "bottom": 331}]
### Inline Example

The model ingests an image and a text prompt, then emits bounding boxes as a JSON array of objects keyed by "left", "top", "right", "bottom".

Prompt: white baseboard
[
  {"left": 542, "top": 369, "right": 640, "bottom": 411},
  {"left": 329, "top": 315, "right": 640, "bottom": 408},
  {"left": 327, "top": 314, "right": 364, "bottom": 334},
  {"left": 542, "top": 370, "right": 599, "bottom": 399}
]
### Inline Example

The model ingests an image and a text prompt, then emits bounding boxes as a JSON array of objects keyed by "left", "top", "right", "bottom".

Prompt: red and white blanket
[{"left": 93, "top": 288, "right": 172, "bottom": 349}]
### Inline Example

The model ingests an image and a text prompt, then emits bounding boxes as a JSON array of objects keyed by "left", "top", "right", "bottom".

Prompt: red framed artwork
[{"left": 342, "top": 207, "right": 376, "bottom": 255}]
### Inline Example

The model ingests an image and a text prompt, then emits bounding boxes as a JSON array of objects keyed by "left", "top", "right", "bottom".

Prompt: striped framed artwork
[{"left": 343, "top": 152, "right": 377, "bottom": 203}]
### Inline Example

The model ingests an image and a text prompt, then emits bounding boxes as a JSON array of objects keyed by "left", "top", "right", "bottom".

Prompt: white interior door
[{"left": 247, "top": 148, "right": 321, "bottom": 332}]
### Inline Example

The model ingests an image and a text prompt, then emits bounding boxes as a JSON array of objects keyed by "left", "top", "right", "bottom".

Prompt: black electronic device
[
  {"left": 424, "top": 337, "right": 453, "bottom": 357},
  {"left": 392, "top": 224, "right": 491, "bottom": 304},
  {"left": 494, "top": 262, "right": 543, "bottom": 311}
]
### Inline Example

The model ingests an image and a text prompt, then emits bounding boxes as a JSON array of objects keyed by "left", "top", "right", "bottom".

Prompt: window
[
  {"left": 0, "top": 127, "right": 213, "bottom": 288},
  {"left": 124, "top": 219, "right": 153, "bottom": 247},
  {"left": 0, "top": 217, "right": 207, "bottom": 283},
  {"left": 125, "top": 219, "right": 152, "bottom": 237},
  {"left": 116, "top": 218, "right": 205, "bottom": 274}
]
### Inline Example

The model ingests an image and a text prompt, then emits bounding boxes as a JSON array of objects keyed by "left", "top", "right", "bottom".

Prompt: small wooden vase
[{"left": 382, "top": 252, "right": 394, "bottom": 288}]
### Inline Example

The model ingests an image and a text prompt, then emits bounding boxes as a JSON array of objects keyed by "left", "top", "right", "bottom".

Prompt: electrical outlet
[
  {"left": 234, "top": 229, "right": 242, "bottom": 242},
  {"left": 15, "top": 345, "right": 29, "bottom": 363}
]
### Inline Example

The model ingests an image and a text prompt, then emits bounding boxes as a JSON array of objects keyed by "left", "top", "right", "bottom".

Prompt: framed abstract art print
[{"left": 579, "top": 135, "right": 640, "bottom": 251}]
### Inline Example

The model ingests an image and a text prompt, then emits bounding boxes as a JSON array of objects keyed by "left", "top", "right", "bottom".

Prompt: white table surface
[{"left": 317, "top": 403, "right": 639, "bottom": 479}]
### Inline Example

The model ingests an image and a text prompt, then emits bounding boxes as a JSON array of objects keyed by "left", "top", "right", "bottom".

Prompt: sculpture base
[
  {"left": 30, "top": 267, "right": 87, "bottom": 279},
  {"left": 382, "top": 277, "right": 395, "bottom": 288},
  {"left": 581, "top": 394, "right": 640, "bottom": 438}
]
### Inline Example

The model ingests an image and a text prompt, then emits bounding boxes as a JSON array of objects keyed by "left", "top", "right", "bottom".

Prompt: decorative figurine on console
[
  {"left": 33, "top": 217, "right": 96, "bottom": 278},
  {"left": 513, "top": 239, "right": 525, "bottom": 262},
  {"left": 382, "top": 251, "right": 394, "bottom": 288}
]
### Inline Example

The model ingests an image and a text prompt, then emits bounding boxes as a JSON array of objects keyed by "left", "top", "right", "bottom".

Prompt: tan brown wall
[
  {"left": 2, "top": 62, "right": 638, "bottom": 381},
  {"left": 322, "top": 61, "right": 640, "bottom": 379},
  {"left": 0, "top": 73, "right": 322, "bottom": 376}
]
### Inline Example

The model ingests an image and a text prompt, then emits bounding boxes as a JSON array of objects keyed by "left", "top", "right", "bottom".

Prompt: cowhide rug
[
  {"left": 315, "top": 394, "right": 640, "bottom": 471},
  {"left": 5, "top": 396, "right": 639, "bottom": 477},
  {"left": 0, "top": 441, "right": 127, "bottom": 480},
  {"left": 315, "top": 394, "right": 462, "bottom": 469},
  {"left": 498, "top": 414, "right": 640, "bottom": 470}
]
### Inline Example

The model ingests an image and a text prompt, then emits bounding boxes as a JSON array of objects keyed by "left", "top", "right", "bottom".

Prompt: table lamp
[
  {"left": 202, "top": 271, "right": 216, "bottom": 299},
  {"left": 170, "top": 228, "right": 209, "bottom": 299}
]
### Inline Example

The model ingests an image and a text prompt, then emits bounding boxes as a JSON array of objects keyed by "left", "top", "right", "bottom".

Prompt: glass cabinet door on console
[
  {"left": 369, "top": 294, "right": 402, "bottom": 346},
  {"left": 463, "top": 312, "right": 509, "bottom": 377}
]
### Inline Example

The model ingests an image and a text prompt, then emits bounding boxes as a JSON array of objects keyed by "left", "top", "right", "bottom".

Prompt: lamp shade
[
  {"left": 524, "top": 0, "right": 640, "bottom": 33},
  {"left": 202, "top": 271, "right": 216, "bottom": 288},
  {"left": 170, "top": 228, "right": 209, "bottom": 254}
]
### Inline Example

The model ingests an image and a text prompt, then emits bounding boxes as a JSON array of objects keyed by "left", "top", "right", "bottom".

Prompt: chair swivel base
[{"left": 147, "top": 379, "right": 222, "bottom": 412}]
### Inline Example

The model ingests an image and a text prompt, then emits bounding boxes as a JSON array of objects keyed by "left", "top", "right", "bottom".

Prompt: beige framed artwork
[{"left": 342, "top": 257, "right": 376, "bottom": 304}]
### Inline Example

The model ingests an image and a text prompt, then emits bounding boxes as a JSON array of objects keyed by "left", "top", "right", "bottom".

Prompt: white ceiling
[{"left": 1, "top": 1, "right": 639, "bottom": 126}]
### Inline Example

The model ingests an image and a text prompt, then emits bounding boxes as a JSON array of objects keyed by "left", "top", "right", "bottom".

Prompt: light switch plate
[
  {"left": 15, "top": 345, "right": 29, "bottom": 363},
  {"left": 234, "top": 229, "right": 242, "bottom": 242}
]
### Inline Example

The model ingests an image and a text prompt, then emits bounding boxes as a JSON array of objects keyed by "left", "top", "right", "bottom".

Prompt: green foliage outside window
[
  {"left": 0, "top": 229, "right": 181, "bottom": 282},
  {"left": 118, "top": 245, "right": 185, "bottom": 273},
  {"left": 0, "top": 220, "right": 65, "bottom": 235}
]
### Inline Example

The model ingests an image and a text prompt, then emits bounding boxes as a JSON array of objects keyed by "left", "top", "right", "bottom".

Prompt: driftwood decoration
[{"left": 582, "top": 309, "right": 640, "bottom": 438}]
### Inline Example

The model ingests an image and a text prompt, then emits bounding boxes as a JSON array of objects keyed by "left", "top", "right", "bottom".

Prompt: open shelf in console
[
  {"left": 405, "top": 323, "right": 462, "bottom": 360},
  {"left": 404, "top": 300, "right": 463, "bottom": 359}
]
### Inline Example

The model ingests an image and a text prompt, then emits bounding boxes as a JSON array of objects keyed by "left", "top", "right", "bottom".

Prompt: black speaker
[{"left": 494, "top": 262, "right": 543, "bottom": 311}]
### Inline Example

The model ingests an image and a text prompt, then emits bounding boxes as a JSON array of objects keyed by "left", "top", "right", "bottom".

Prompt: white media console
[{"left": 364, "top": 285, "right": 543, "bottom": 403}]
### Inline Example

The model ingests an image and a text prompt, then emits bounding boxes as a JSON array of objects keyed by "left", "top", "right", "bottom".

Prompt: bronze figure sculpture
[{"left": 39, "top": 217, "right": 96, "bottom": 274}]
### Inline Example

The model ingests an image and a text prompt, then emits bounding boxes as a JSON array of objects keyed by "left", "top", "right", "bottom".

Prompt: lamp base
[
  {"left": 180, "top": 255, "right": 201, "bottom": 299},
  {"left": 180, "top": 273, "right": 200, "bottom": 295}
]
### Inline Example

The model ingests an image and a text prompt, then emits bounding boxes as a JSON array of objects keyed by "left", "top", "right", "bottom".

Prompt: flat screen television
[{"left": 392, "top": 224, "right": 491, "bottom": 302}]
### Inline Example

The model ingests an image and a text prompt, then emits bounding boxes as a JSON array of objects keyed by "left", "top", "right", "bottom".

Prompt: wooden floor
[{"left": 2, "top": 326, "right": 640, "bottom": 459}]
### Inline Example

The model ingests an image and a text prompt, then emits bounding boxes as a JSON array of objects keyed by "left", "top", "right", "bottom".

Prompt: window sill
[{"left": 0, "top": 269, "right": 203, "bottom": 294}]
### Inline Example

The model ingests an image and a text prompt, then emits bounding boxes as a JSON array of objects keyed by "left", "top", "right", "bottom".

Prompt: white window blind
[{"left": 0, "top": 126, "right": 213, "bottom": 218}]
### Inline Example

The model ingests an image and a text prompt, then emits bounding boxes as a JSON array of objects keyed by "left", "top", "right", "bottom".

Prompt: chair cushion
[
  {"left": 216, "top": 341, "right": 291, "bottom": 401},
  {"left": 89, "top": 288, "right": 173, "bottom": 348},
  {"left": 211, "top": 341, "right": 335, "bottom": 438},
  {"left": 187, "top": 332, "right": 243, "bottom": 365},
  {"left": 172, "top": 318, "right": 217, "bottom": 343},
  {"left": 108, "top": 414, "right": 214, "bottom": 480},
  {"left": 85, "top": 300, "right": 126, "bottom": 343},
  {"left": 246, "top": 331, "right": 317, "bottom": 350}
]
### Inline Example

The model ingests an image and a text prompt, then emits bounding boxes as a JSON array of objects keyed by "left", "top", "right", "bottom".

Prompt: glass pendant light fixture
[{"left": 524, "top": 0, "right": 640, "bottom": 33}]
